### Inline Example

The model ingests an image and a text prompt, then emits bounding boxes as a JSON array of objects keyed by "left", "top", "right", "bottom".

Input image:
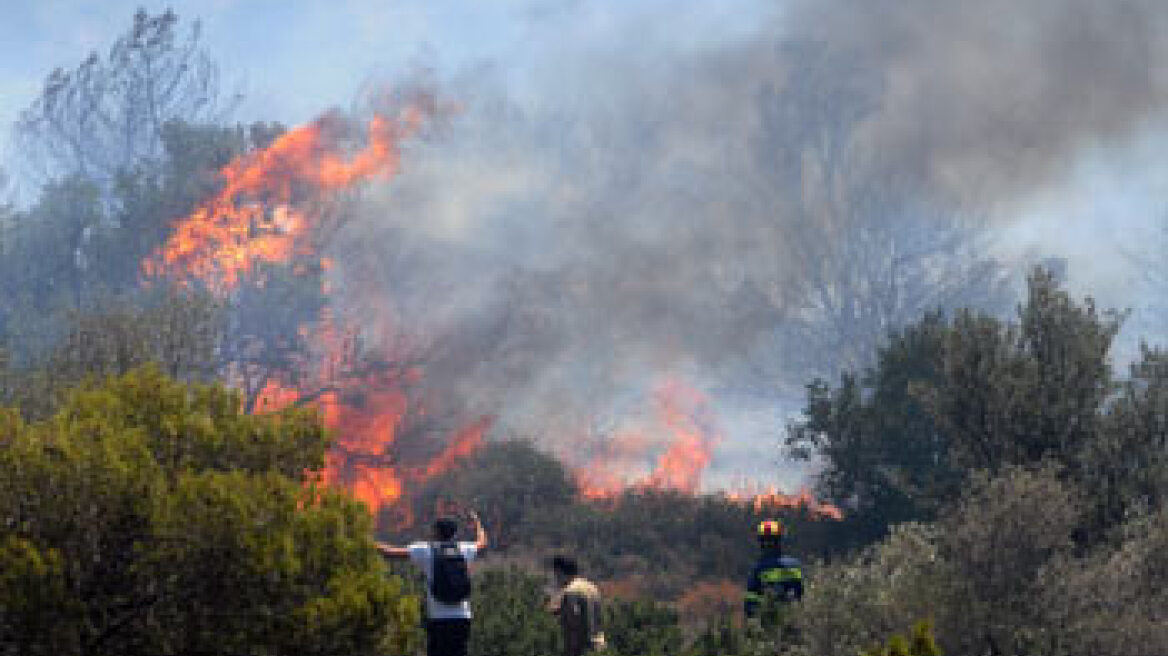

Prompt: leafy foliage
[
  {"left": 468, "top": 567, "right": 560, "bottom": 656},
  {"left": 787, "top": 311, "right": 954, "bottom": 542},
  {"left": 789, "top": 268, "right": 1134, "bottom": 539},
  {"left": 602, "top": 598, "right": 685, "bottom": 656},
  {"left": 0, "top": 367, "right": 418, "bottom": 656}
]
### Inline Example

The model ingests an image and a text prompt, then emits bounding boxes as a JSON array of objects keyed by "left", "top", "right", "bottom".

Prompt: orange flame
[
  {"left": 644, "top": 381, "right": 718, "bottom": 493},
  {"left": 145, "top": 96, "right": 836, "bottom": 527},
  {"left": 253, "top": 307, "right": 490, "bottom": 521},
  {"left": 575, "top": 379, "right": 720, "bottom": 499},
  {"left": 144, "top": 109, "right": 424, "bottom": 292},
  {"left": 146, "top": 101, "right": 485, "bottom": 525},
  {"left": 572, "top": 379, "right": 843, "bottom": 520},
  {"left": 723, "top": 483, "right": 844, "bottom": 521}
]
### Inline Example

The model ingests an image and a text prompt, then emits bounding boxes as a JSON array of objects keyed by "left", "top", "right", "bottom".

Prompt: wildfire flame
[
  {"left": 574, "top": 379, "right": 843, "bottom": 520},
  {"left": 575, "top": 380, "right": 720, "bottom": 498},
  {"left": 723, "top": 483, "right": 844, "bottom": 521},
  {"left": 145, "top": 95, "right": 839, "bottom": 526},
  {"left": 143, "top": 109, "right": 424, "bottom": 292},
  {"left": 146, "top": 101, "right": 487, "bottom": 524},
  {"left": 251, "top": 298, "right": 492, "bottom": 521}
]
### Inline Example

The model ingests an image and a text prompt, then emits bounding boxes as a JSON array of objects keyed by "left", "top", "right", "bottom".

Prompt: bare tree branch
[{"left": 13, "top": 9, "right": 239, "bottom": 190}]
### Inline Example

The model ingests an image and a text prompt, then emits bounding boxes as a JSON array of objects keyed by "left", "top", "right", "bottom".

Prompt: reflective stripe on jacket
[{"left": 744, "top": 554, "right": 803, "bottom": 616}]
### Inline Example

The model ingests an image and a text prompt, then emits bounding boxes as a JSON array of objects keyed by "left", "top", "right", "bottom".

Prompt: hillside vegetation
[{"left": 4, "top": 272, "right": 1168, "bottom": 655}]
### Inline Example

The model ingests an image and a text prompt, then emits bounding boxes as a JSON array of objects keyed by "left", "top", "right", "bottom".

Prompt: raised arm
[
  {"left": 469, "top": 510, "right": 488, "bottom": 552},
  {"left": 376, "top": 541, "right": 411, "bottom": 560}
]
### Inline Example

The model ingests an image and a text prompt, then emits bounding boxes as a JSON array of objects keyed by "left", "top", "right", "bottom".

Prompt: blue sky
[
  {"left": 1, "top": 0, "right": 532, "bottom": 133},
  {"left": 0, "top": 0, "right": 770, "bottom": 149}
]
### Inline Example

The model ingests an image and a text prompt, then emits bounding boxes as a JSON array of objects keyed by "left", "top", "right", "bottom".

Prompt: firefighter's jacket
[{"left": 744, "top": 552, "right": 803, "bottom": 617}]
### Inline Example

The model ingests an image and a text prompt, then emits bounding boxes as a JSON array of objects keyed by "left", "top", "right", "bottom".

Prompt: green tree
[
  {"left": 789, "top": 268, "right": 1122, "bottom": 538},
  {"left": 787, "top": 312, "right": 955, "bottom": 541},
  {"left": 1087, "top": 347, "right": 1168, "bottom": 530},
  {"left": 0, "top": 367, "right": 418, "bottom": 655},
  {"left": 935, "top": 467, "right": 1082, "bottom": 656},
  {"left": 0, "top": 291, "right": 224, "bottom": 419},
  {"left": 1038, "top": 506, "right": 1168, "bottom": 656},
  {"left": 791, "top": 523, "right": 944, "bottom": 656},
  {"left": 0, "top": 176, "right": 104, "bottom": 314},
  {"left": 923, "top": 269, "right": 1120, "bottom": 476}
]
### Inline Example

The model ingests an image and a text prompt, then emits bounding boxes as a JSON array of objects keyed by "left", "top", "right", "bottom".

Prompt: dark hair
[
  {"left": 434, "top": 517, "right": 458, "bottom": 541},
  {"left": 551, "top": 554, "right": 579, "bottom": 577}
]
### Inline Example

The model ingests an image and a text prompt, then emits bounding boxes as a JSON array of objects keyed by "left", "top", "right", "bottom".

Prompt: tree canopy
[{"left": 0, "top": 367, "right": 418, "bottom": 656}]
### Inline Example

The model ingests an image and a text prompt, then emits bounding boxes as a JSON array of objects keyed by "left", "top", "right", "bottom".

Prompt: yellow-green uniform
[{"left": 744, "top": 553, "right": 803, "bottom": 617}]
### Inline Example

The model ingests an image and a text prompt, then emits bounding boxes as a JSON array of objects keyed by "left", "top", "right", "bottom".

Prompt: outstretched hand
[{"left": 466, "top": 508, "right": 488, "bottom": 552}]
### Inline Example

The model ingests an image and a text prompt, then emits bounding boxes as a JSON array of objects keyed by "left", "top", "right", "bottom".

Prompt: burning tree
[{"left": 141, "top": 95, "right": 493, "bottom": 524}]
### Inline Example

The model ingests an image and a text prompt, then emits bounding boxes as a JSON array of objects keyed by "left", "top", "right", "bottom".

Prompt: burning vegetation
[
  {"left": 141, "top": 100, "right": 496, "bottom": 520},
  {"left": 140, "top": 99, "right": 841, "bottom": 526},
  {"left": 10, "top": 5, "right": 1168, "bottom": 655}
]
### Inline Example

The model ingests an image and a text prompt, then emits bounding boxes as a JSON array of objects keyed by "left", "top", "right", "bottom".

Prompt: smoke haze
[{"left": 7, "top": 0, "right": 1168, "bottom": 487}]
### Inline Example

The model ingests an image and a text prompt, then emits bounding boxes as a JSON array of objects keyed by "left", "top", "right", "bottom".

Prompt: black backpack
[{"left": 430, "top": 542, "right": 472, "bottom": 604}]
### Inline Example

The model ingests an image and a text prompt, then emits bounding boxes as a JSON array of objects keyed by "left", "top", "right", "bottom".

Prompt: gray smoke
[
  {"left": 781, "top": 0, "right": 1168, "bottom": 208},
  {"left": 323, "top": 0, "right": 1168, "bottom": 485}
]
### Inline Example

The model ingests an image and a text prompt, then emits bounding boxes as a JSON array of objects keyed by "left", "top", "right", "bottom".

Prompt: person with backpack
[
  {"left": 744, "top": 519, "right": 803, "bottom": 624},
  {"left": 546, "top": 555, "right": 605, "bottom": 656},
  {"left": 377, "top": 510, "right": 488, "bottom": 656}
]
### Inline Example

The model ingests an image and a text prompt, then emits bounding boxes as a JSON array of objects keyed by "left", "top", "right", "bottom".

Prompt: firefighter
[{"left": 744, "top": 519, "right": 803, "bottom": 622}]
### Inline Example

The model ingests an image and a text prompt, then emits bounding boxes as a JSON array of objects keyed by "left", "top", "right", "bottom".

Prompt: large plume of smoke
[
  {"left": 782, "top": 0, "right": 1168, "bottom": 208},
  {"left": 323, "top": 0, "right": 1168, "bottom": 484}
]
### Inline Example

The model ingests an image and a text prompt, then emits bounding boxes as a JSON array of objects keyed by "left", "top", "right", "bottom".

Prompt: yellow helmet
[{"left": 757, "top": 519, "right": 784, "bottom": 538}]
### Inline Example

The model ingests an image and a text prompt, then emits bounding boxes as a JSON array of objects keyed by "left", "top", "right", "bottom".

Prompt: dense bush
[
  {"left": 788, "top": 269, "right": 1142, "bottom": 540},
  {"left": 0, "top": 368, "right": 419, "bottom": 656},
  {"left": 469, "top": 567, "right": 560, "bottom": 656},
  {"left": 602, "top": 598, "right": 685, "bottom": 656}
]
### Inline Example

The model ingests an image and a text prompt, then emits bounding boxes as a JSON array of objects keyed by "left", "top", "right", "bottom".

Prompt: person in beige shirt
[{"left": 547, "top": 555, "right": 605, "bottom": 656}]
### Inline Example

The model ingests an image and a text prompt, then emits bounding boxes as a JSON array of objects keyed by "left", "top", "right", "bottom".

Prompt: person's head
[
  {"left": 551, "top": 554, "right": 579, "bottom": 586},
  {"left": 433, "top": 517, "right": 459, "bottom": 542},
  {"left": 757, "top": 519, "right": 785, "bottom": 553}
]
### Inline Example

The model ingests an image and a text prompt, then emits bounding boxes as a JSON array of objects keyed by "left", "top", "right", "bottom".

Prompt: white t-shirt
[{"left": 407, "top": 541, "right": 478, "bottom": 620}]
